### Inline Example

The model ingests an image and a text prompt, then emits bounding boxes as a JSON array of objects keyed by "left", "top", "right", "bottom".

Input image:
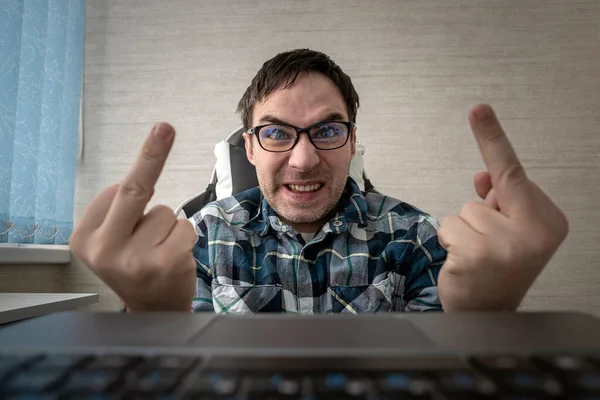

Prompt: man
[{"left": 70, "top": 49, "right": 569, "bottom": 314}]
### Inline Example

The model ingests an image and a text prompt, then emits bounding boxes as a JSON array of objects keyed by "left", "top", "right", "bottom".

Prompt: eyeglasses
[{"left": 247, "top": 120, "right": 354, "bottom": 153}]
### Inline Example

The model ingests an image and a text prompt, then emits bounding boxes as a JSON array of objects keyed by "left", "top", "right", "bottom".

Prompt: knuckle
[
  {"left": 69, "top": 230, "right": 84, "bottom": 254},
  {"left": 459, "top": 201, "right": 480, "bottom": 218},
  {"left": 178, "top": 219, "right": 198, "bottom": 246},
  {"left": 485, "top": 125, "right": 506, "bottom": 145},
  {"left": 499, "top": 164, "right": 527, "bottom": 187},
  {"left": 149, "top": 250, "right": 173, "bottom": 271},
  {"left": 86, "top": 244, "right": 116, "bottom": 272},
  {"left": 186, "top": 254, "right": 197, "bottom": 270},
  {"left": 440, "top": 259, "right": 462, "bottom": 278},
  {"left": 436, "top": 224, "right": 447, "bottom": 240},
  {"left": 554, "top": 210, "right": 570, "bottom": 240},
  {"left": 437, "top": 217, "right": 453, "bottom": 240},
  {"left": 467, "top": 238, "right": 494, "bottom": 266},
  {"left": 531, "top": 229, "right": 560, "bottom": 257},
  {"left": 507, "top": 243, "right": 525, "bottom": 264},
  {"left": 439, "top": 215, "right": 454, "bottom": 230},
  {"left": 141, "top": 140, "right": 163, "bottom": 160},
  {"left": 558, "top": 223, "right": 569, "bottom": 243},
  {"left": 177, "top": 254, "right": 197, "bottom": 283},
  {"left": 119, "top": 180, "right": 152, "bottom": 203},
  {"left": 106, "top": 183, "right": 120, "bottom": 194},
  {"left": 485, "top": 191, "right": 499, "bottom": 209},
  {"left": 151, "top": 204, "right": 176, "bottom": 221},
  {"left": 126, "top": 250, "right": 157, "bottom": 281}
]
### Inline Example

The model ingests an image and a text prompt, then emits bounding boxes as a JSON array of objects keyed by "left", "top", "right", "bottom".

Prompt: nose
[{"left": 287, "top": 133, "right": 320, "bottom": 172}]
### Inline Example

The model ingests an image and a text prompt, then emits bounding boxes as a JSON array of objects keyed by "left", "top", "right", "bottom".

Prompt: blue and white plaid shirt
[{"left": 190, "top": 178, "right": 446, "bottom": 314}]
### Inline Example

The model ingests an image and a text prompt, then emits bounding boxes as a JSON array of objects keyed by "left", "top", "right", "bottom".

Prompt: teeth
[{"left": 289, "top": 184, "right": 321, "bottom": 192}]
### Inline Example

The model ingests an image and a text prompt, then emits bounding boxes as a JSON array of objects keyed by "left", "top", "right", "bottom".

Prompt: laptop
[{"left": 0, "top": 311, "right": 599, "bottom": 399}]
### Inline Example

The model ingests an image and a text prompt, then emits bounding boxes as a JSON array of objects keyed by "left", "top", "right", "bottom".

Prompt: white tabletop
[{"left": 0, "top": 293, "right": 99, "bottom": 324}]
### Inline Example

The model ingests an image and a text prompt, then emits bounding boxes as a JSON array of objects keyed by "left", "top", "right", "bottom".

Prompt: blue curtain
[{"left": 0, "top": 0, "right": 86, "bottom": 245}]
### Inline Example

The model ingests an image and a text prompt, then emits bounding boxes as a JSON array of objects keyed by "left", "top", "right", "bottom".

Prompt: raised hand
[
  {"left": 70, "top": 123, "right": 197, "bottom": 311},
  {"left": 437, "top": 105, "right": 569, "bottom": 311}
]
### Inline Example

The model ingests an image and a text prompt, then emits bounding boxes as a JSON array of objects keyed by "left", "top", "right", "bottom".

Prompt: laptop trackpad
[{"left": 190, "top": 316, "right": 432, "bottom": 349}]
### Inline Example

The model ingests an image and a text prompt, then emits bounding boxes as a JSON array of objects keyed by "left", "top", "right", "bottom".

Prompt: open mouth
[{"left": 285, "top": 183, "right": 323, "bottom": 193}]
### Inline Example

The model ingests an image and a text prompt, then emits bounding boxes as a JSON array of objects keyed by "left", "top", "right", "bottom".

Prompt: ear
[{"left": 243, "top": 132, "right": 256, "bottom": 166}]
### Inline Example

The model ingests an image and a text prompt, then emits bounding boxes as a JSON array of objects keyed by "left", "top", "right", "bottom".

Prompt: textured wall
[{"left": 2, "top": 0, "right": 599, "bottom": 314}]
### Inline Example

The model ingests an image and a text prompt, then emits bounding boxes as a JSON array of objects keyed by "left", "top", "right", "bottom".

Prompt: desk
[{"left": 0, "top": 293, "right": 99, "bottom": 325}]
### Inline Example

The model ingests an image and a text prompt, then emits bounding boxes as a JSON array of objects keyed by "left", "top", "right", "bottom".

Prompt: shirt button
[{"left": 332, "top": 220, "right": 343, "bottom": 227}]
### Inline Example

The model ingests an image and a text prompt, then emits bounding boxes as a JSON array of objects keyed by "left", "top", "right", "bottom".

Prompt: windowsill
[{"left": 0, "top": 244, "right": 71, "bottom": 265}]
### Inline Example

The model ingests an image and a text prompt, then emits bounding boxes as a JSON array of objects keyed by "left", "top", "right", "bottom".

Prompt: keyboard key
[
  {"left": 247, "top": 373, "right": 302, "bottom": 398},
  {"left": 379, "top": 372, "right": 413, "bottom": 391},
  {"left": 0, "top": 364, "right": 18, "bottom": 383},
  {"left": 0, "top": 355, "right": 43, "bottom": 382},
  {"left": 375, "top": 372, "right": 433, "bottom": 398},
  {"left": 508, "top": 370, "right": 547, "bottom": 389},
  {"left": 437, "top": 370, "right": 497, "bottom": 396},
  {"left": 85, "top": 355, "right": 141, "bottom": 371},
  {"left": 536, "top": 355, "right": 597, "bottom": 372},
  {"left": 315, "top": 372, "right": 369, "bottom": 398},
  {"left": 186, "top": 370, "right": 239, "bottom": 396},
  {"left": 590, "top": 357, "right": 600, "bottom": 368},
  {"left": 577, "top": 372, "right": 600, "bottom": 392},
  {"left": 63, "top": 370, "right": 122, "bottom": 393},
  {"left": 128, "top": 370, "right": 184, "bottom": 393},
  {"left": 502, "top": 370, "right": 562, "bottom": 397},
  {"left": 34, "top": 355, "right": 91, "bottom": 370},
  {"left": 374, "top": 395, "right": 429, "bottom": 400},
  {"left": 535, "top": 355, "right": 600, "bottom": 393},
  {"left": 5, "top": 369, "right": 67, "bottom": 393},
  {"left": 61, "top": 394, "right": 124, "bottom": 400},
  {"left": 473, "top": 356, "right": 535, "bottom": 372},
  {"left": 340, "top": 379, "right": 370, "bottom": 398},
  {"left": 129, "top": 395, "right": 178, "bottom": 400},
  {"left": 142, "top": 356, "right": 198, "bottom": 372},
  {"left": 324, "top": 372, "right": 347, "bottom": 389},
  {"left": 474, "top": 356, "right": 563, "bottom": 397}
]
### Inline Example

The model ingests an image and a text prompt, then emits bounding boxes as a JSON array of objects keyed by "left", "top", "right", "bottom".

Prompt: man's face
[{"left": 244, "top": 72, "right": 356, "bottom": 233}]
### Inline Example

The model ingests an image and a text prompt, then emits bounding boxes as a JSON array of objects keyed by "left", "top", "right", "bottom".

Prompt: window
[{"left": 0, "top": 0, "right": 86, "bottom": 263}]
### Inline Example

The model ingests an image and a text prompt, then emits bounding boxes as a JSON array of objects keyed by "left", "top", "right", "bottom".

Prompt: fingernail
[
  {"left": 153, "top": 123, "right": 174, "bottom": 141},
  {"left": 474, "top": 105, "right": 495, "bottom": 124}
]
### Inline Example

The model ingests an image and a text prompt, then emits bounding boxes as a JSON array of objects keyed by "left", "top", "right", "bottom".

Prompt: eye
[
  {"left": 260, "top": 126, "right": 294, "bottom": 141},
  {"left": 313, "top": 124, "right": 341, "bottom": 139}
]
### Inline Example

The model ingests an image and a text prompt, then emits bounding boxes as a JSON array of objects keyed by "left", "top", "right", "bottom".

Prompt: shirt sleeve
[
  {"left": 394, "top": 215, "right": 447, "bottom": 312},
  {"left": 190, "top": 215, "right": 214, "bottom": 312}
]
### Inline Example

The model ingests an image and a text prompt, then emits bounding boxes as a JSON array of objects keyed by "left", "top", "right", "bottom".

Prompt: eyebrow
[{"left": 258, "top": 111, "right": 347, "bottom": 126}]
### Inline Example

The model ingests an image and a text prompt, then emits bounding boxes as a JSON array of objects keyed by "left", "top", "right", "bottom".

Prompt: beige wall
[{"left": 2, "top": 0, "right": 599, "bottom": 314}]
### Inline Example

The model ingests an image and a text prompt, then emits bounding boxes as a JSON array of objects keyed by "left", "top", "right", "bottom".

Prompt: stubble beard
[{"left": 258, "top": 167, "right": 350, "bottom": 225}]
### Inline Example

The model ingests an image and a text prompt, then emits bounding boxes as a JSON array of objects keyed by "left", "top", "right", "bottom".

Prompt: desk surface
[{"left": 0, "top": 293, "right": 99, "bottom": 325}]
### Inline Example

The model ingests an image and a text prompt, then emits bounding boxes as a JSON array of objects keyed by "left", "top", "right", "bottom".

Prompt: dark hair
[{"left": 237, "top": 49, "right": 360, "bottom": 130}]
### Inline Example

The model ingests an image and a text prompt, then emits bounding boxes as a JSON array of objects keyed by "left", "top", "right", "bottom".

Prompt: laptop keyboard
[{"left": 0, "top": 353, "right": 599, "bottom": 399}]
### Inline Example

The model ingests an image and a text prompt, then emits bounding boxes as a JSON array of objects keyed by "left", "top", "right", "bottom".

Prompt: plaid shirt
[{"left": 190, "top": 178, "right": 446, "bottom": 314}]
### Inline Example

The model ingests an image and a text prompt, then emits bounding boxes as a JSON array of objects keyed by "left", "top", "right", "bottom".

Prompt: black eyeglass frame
[{"left": 246, "top": 120, "right": 355, "bottom": 153}]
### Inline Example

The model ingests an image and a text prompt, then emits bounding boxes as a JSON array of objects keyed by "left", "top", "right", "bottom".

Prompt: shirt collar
[{"left": 242, "top": 177, "right": 368, "bottom": 236}]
